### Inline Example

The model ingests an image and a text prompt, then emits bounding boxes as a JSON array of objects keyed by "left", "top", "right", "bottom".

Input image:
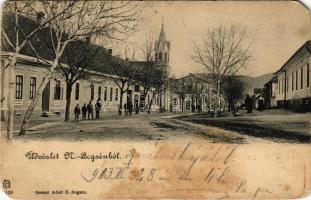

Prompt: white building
[{"left": 272, "top": 40, "right": 311, "bottom": 111}]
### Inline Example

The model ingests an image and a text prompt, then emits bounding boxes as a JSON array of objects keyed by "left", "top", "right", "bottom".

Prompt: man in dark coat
[
  {"left": 81, "top": 103, "right": 87, "bottom": 120},
  {"left": 135, "top": 101, "right": 139, "bottom": 115},
  {"left": 87, "top": 100, "right": 94, "bottom": 120},
  {"left": 95, "top": 100, "right": 102, "bottom": 119},
  {"left": 124, "top": 102, "right": 128, "bottom": 116},
  {"left": 74, "top": 104, "right": 80, "bottom": 122},
  {"left": 245, "top": 95, "right": 253, "bottom": 113},
  {"left": 128, "top": 101, "right": 133, "bottom": 116}
]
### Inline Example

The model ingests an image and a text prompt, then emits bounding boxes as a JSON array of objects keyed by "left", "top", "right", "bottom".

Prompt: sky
[{"left": 109, "top": 1, "right": 311, "bottom": 78}]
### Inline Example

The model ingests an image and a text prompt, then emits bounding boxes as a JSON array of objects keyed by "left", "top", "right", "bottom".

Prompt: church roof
[{"left": 158, "top": 21, "right": 166, "bottom": 42}]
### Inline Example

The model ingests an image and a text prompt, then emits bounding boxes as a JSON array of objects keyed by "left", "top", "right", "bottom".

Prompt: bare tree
[
  {"left": 19, "top": 1, "right": 139, "bottom": 134},
  {"left": 58, "top": 39, "right": 102, "bottom": 121},
  {"left": 192, "top": 25, "right": 252, "bottom": 113},
  {"left": 222, "top": 75, "right": 246, "bottom": 111},
  {"left": 2, "top": 1, "right": 76, "bottom": 138},
  {"left": 105, "top": 48, "right": 138, "bottom": 115},
  {"left": 146, "top": 64, "right": 169, "bottom": 114},
  {"left": 137, "top": 33, "right": 156, "bottom": 112}
]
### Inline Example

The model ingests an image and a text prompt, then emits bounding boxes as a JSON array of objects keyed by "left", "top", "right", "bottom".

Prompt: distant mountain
[{"left": 239, "top": 73, "right": 274, "bottom": 96}]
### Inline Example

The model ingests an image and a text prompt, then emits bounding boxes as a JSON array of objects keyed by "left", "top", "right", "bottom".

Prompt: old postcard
[{"left": 0, "top": 0, "right": 311, "bottom": 199}]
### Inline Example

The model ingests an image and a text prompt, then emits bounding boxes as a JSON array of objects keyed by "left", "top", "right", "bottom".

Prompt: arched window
[
  {"left": 159, "top": 53, "right": 162, "bottom": 61},
  {"left": 164, "top": 53, "right": 167, "bottom": 61}
]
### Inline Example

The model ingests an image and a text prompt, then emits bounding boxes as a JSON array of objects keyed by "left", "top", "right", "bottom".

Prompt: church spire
[
  {"left": 158, "top": 17, "right": 166, "bottom": 42},
  {"left": 154, "top": 18, "right": 170, "bottom": 64}
]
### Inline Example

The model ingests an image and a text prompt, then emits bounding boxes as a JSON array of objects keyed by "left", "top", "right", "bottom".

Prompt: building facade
[
  {"left": 0, "top": 21, "right": 173, "bottom": 121},
  {"left": 262, "top": 40, "right": 311, "bottom": 111},
  {"left": 168, "top": 73, "right": 218, "bottom": 112},
  {"left": 0, "top": 52, "right": 166, "bottom": 120}
]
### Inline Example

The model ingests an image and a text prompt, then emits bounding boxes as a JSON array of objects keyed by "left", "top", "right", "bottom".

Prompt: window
[
  {"left": 278, "top": 80, "right": 280, "bottom": 94},
  {"left": 104, "top": 87, "right": 107, "bottom": 101},
  {"left": 115, "top": 88, "right": 119, "bottom": 101},
  {"left": 282, "top": 78, "right": 284, "bottom": 94},
  {"left": 285, "top": 76, "right": 289, "bottom": 92},
  {"left": 164, "top": 53, "right": 167, "bottom": 61},
  {"left": 75, "top": 83, "right": 79, "bottom": 100},
  {"left": 301, "top": 67, "right": 303, "bottom": 89},
  {"left": 296, "top": 70, "right": 298, "bottom": 90},
  {"left": 29, "top": 77, "right": 36, "bottom": 99},
  {"left": 110, "top": 87, "right": 113, "bottom": 101},
  {"left": 54, "top": 80, "right": 62, "bottom": 100},
  {"left": 90, "top": 84, "right": 94, "bottom": 100},
  {"left": 292, "top": 72, "right": 294, "bottom": 91},
  {"left": 16, "top": 75, "right": 23, "bottom": 99},
  {"left": 307, "top": 64, "right": 310, "bottom": 88},
  {"left": 159, "top": 52, "right": 162, "bottom": 61},
  {"left": 98, "top": 86, "right": 102, "bottom": 100}
]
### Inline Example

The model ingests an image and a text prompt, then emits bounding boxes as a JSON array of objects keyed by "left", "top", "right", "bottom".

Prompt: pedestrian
[
  {"left": 87, "top": 100, "right": 94, "bottom": 120},
  {"left": 95, "top": 100, "right": 102, "bottom": 119},
  {"left": 128, "top": 101, "right": 133, "bottom": 116},
  {"left": 258, "top": 97, "right": 264, "bottom": 112},
  {"left": 244, "top": 94, "right": 253, "bottom": 114},
  {"left": 74, "top": 104, "right": 80, "bottom": 122},
  {"left": 135, "top": 101, "right": 139, "bottom": 115},
  {"left": 124, "top": 102, "right": 128, "bottom": 116},
  {"left": 81, "top": 103, "right": 87, "bottom": 120}
]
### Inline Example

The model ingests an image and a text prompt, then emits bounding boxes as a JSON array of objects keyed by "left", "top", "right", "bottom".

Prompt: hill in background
[{"left": 240, "top": 73, "right": 274, "bottom": 96}]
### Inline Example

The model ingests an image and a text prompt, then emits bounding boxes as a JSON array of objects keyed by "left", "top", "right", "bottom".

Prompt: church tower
[{"left": 154, "top": 19, "right": 170, "bottom": 64}]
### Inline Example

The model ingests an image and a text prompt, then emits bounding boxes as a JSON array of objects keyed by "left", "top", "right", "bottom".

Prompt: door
[{"left": 42, "top": 80, "right": 50, "bottom": 111}]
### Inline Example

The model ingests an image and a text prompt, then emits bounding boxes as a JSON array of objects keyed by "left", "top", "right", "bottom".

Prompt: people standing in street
[
  {"left": 95, "top": 100, "right": 102, "bottom": 119},
  {"left": 244, "top": 94, "right": 253, "bottom": 114},
  {"left": 128, "top": 101, "right": 133, "bottom": 116},
  {"left": 74, "top": 104, "right": 80, "bottom": 122},
  {"left": 87, "top": 100, "right": 94, "bottom": 120},
  {"left": 124, "top": 102, "right": 128, "bottom": 116},
  {"left": 258, "top": 97, "right": 264, "bottom": 112},
  {"left": 135, "top": 101, "right": 139, "bottom": 115},
  {"left": 81, "top": 103, "right": 87, "bottom": 120}
]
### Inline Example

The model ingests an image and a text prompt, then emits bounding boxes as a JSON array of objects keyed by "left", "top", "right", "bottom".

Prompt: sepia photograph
[{"left": 0, "top": 0, "right": 311, "bottom": 199}]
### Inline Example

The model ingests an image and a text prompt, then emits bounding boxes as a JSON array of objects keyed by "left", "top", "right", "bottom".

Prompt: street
[{"left": 7, "top": 109, "right": 310, "bottom": 144}]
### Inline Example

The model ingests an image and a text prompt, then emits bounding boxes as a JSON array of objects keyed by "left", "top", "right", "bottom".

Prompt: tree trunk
[
  {"left": 64, "top": 83, "right": 73, "bottom": 121},
  {"left": 147, "top": 93, "right": 155, "bottom": 114},
  {"left": 7, "top": 52, "right": 17, "bottom": 138},
  {"left": 19, "top": 59, "right": 58, "bottom": 135},
  {"left": 119, "top": 91, "right": 125, "bottom": 115},
  {"left": 217, "top": 78, "right": 221, "bottom": 113}
]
